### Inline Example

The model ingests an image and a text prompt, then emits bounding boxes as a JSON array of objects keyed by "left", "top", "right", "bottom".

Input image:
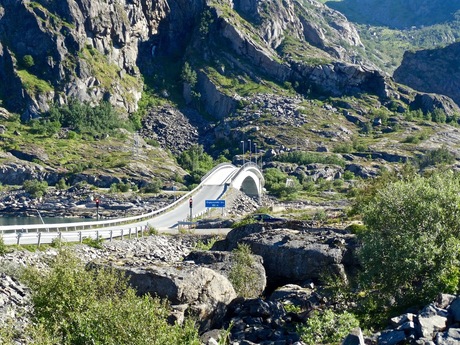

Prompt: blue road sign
[{"left": 205, "top": 200, "right": 226, "bottom": 208}]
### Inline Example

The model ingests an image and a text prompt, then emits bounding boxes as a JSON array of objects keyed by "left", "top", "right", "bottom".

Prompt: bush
[
  {"left": 56, "top": 178, "right": 68, "bottom": 190},
  {"left": 48, "top": 99, "right": 124, "bottom": 135},
  {"left": 0, "top": 235, "right": 7, "bottom": 255},
  {"left": 277, "top": 151, "right": 345, "bottom": 167},
  {"left": 141, "top": 179, "right": 163, "bottom": 193},
  {"left": 358, "top": 170, "right": 460, "bottom": 310},
  {"left": 23, "top": 179, "right": 48, "bottom": 198},
  {"left": 110, "top": 182, "right": 131, "bottom": 193},
  {"left": 416, "top": 146, "right": 455, "bottom": 169},
  {"left": 264, "top": 168, "right": 301, "bottom": 198},
  {"left": 297, "top": 309, "right": 359, "bottom": 345},
  {"left": 19, "top": 250, "right": 201, "bottom": 344},
  {"left": 82, "top": 236, "right": 104, "bottom": 249},
  {"left": 228, "top": 244, "right": 259, "bottom": 298},
  {"left": 22, "top": 55, "right": 35, "bottom": 69}
]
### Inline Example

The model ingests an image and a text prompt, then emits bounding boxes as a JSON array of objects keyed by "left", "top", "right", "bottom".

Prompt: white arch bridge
[{"left": 1, "top": 163, "right": 264, "bottom": 245}]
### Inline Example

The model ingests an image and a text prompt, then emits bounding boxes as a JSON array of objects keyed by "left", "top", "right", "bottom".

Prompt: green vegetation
[
  {"left": 22, "top": 55, "right": 35, "bottom": 69},
  {"left": 140, "top": 178, "right": 163, "bottom": 194},
  {"left": 228, "top": 243, "right": 259, "bottom": 298},
  {"left": 81, "top": 236, "right": 104, "bottom": 249},
  {"left": 14, "top": 250, "right": 201, "bottom": 345},
  {"left": 180, "top": 62, "right": 197, "bottom": 87},
  {"left": 357, "top": 170, "right": 460, "bottom": 311},
  {"left": 177, "top": 144, "right": 214, "bottom": 185},
  {"left": 17, "top": 69, "right": 53, "bottom": 95},
  {"left": 415, "top": 146, "right": 455, "bottom": 169},
  {"left": 277, "top": 151, "right": 346, "bottom": 167},
  {"left": 0, "top": 235, "right": 6, "bottom": 255},
  {"left": 48, "top": 99, "right": 126, "bottom": 135},
  {"left": 264, "top": 168, "right": 301, "bottom": 199},
  {"left": 78, "top": 46, "right": 141, "bottom": 96},
  {"left": 110, "top": 181, "right": 132, "bottom": 193},
  {"left": 23, "top": 179, "right": 48, "bottom": 198},
  {"left": 297, "top": 309, "right": 360, "bottom": 345},
  {"left": 194, "top": 236, "right": 221, "bottom": 251}
]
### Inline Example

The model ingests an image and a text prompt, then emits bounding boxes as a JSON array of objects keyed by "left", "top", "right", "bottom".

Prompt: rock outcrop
[
  {"left": 213, "top": 222, "right": 358, "bottom": 288},
  {"left": 394, "top": 42, "right": 460, "bottom": 108}
]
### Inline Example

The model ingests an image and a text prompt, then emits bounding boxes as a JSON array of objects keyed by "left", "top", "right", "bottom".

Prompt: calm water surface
[{"left": 0, "top": 216, "right": 93, "bottom": 227}]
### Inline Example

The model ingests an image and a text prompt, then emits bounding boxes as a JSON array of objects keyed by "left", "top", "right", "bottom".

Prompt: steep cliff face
[
  {"left": 0, "top": 0, "right": 455, "bottom": 122},
  {"left": 0, "top": 0, "right": 171, "bottom": 118},
  {"left": 394, "top": 42, "right": 460, "bottom": 107},
  {"left": 324, "top": 0, "right": 459, "bottom": 28}
]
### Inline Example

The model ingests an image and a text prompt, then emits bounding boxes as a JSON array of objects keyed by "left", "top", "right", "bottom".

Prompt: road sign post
[{"left": 189, "top": 197, "right": 193, "bottom": 223}]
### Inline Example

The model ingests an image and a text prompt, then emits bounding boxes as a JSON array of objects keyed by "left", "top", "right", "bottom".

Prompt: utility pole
[{"left": 248, "top": 139, "right": 252, "bottom": 163}]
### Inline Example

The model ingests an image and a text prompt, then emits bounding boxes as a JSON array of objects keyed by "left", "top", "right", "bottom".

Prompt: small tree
[
  {"left": 22, "top": 55, "right": 35, "bottom": 69},
  {"left": 297, "top": 309, "right": 359, "bottom": 345},
  {"left": 180, "top": 62, "right": 197, "bottom": 88},
  {"left": 358, "top": 170, "right": 460, "bottom": 310}
]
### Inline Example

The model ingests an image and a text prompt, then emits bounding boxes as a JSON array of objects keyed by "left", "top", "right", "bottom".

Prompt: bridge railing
[{"left": 4, "top": 225, "right": 148, "bottom": 246}]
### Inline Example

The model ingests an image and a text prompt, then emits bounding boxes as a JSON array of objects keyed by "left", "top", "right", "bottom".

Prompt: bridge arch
[{"left": 229, "top": 163, "right": 265, "bottom": 197}]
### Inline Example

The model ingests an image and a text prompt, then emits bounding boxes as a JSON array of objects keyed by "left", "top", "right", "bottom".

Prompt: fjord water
[{"left": 0, "top": 216, "right": 90, "bottom": 227}]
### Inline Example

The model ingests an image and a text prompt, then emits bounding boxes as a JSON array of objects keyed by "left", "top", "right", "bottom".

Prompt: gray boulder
[
  {"left": 184, "top": 250, "right": 267, "bottom": 297},
  {"left": 342, "top": 327, "right": 365, "bottom": 345},
  {"left": 121, "top": 264, "right": 237, "bottom": 332},
  {"left": 216, "top": 224, "right": 357, "bottom": 286},
  {"left": 417, "top": 304, "right": 448, "bottom": 339}
]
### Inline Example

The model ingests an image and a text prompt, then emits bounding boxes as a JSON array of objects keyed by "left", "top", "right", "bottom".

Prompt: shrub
[
  {"left": 19, "top": 250, "right": 201, "bottom": 344},
  {"left": 277, "top": 151, "right": 345, "bottom": 167},
  {"left": 141, "top": 178, "right": 163, "bottom": 193},
  {"left": 264, "top": 168, "right": 301, "bottom": 198},
  {"left": 23, "top": 179, "right": 48, "bottom": 198},
  {"left": 56, "top": 178, "right": 68, "bottom": 190},
  {"left": 0, "top": 235, "right": 7, "bottom": 255},
  {"left": 343, "top": 170, "right": 355, "bottom": 180},
  {"left": 228, "top": 243, "right": 259, "bottom": 298},
  {"left": 48, "top": 99, "right": 124, "bottom": 135},
  {"left": 82, "top": 236, "right": 104, "bottom": 249},
  {"left": 358, "top": 170, "right": 460, "bottom": 310},
  {"left": 416, "top": 146, "right": 455, "bottom": 169},
  {"left": 110, "top": 182, "right": 131, "bottom": 193},
  {"left": 297, "top": 309, "right": 359, "bottom": 345},
  {"left": 22, "top": 55, "right": 35, "bottom": 68}
]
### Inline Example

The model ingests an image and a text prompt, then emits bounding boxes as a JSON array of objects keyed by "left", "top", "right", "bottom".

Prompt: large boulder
[
  {"left": 120, "top": 264, "right": 237, "bottom": 332},
  {"left": 184, "top": 250, "right": 267, "bottom": 297},
  {"left": 214, "top": 223, "right": 358, "bottom": 287}
]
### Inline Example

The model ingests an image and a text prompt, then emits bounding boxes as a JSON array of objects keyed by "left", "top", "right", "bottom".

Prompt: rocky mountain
[
  {"left": 394, "top": 42, "right": 460, "bottom": 107},
  {"left": 0, "top": 0, "right": 459, "bottom": 188},
  {"left": 322, "top": 0, "right": 460, "bottom": 28}
]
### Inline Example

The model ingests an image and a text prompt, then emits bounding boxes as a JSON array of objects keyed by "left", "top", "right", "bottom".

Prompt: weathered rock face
[
  {"left": 0, "top": 0, "right": 170, "bottom": 117},
  {"left": 394, "top": 42, "right": 460, "bottom": 108},
  {"left": 213, "top": 223, "right": 358, "bottom": 288},
  {"left": 0, "top": 0, "right": 453, "bottom": 127}
]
